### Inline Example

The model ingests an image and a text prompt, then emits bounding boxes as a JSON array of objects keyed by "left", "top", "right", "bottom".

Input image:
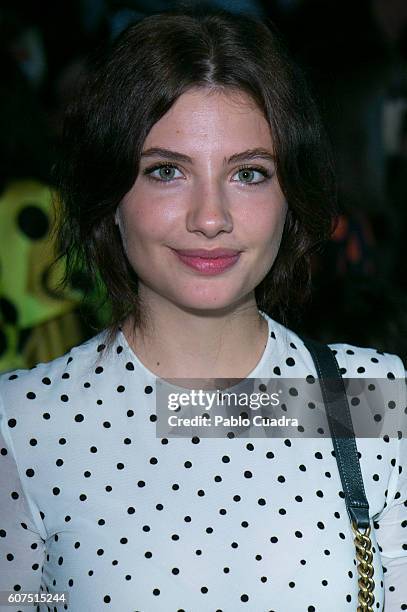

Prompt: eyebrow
[{"left": 140, "top": 147, "right": 275, "bottom": 164}]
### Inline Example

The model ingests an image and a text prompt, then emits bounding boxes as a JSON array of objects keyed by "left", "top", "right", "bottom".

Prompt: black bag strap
[{"left": 298, "top": 334, "right": 370, "bottom": 529}]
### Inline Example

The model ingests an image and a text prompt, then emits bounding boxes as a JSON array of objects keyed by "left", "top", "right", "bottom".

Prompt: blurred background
[{"left": 0, "top": 0, "right": 406, "bottom": 372}]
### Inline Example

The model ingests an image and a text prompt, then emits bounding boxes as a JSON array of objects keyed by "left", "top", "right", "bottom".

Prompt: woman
[{"left": 0, "top": 8, "right": 406, "bottom": 612}]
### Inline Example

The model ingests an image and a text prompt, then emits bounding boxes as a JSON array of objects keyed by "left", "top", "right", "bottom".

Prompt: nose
[{"left": 186, "top": 181, "right": 233, "bottom": 237}]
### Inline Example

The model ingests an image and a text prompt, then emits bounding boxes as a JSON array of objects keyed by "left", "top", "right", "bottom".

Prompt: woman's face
[{"left": 116, "top": 87, "right": 288, "bottom": 313}]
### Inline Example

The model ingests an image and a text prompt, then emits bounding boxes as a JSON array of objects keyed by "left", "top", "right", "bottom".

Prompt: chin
[
  {"left": 169, "top": 291, "right": 243, "bottom": 314},
  {"left": 176, "top": 303, "right": 238, "bottom": 317}
]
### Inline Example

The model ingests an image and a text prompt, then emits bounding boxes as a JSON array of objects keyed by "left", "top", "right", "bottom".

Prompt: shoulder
[
  {"left": 327, "top": 341, "right": 406, "bottom": 379},
  {"left": 263, "top": 315, "right": 407, "bottom": 442},
  {"left": 265, "top": 313, "right": 406, "bottom": 380},
  {"left": 0, "top": 330, "right": 111, "bottom": 419}
]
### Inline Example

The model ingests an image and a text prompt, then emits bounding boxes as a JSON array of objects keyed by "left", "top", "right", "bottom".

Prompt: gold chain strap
[{"left": 351, "top": 520, "right": 375, "bottom": 612}]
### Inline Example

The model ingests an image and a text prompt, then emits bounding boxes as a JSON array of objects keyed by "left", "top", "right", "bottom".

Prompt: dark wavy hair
[{"left": 54, "top": 7, "right": 337, "bottom": 347}]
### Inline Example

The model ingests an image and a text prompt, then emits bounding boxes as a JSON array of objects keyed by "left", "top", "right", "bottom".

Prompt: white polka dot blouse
[{"left": 0, "top": 311, "right": 406, "bottom": 611}]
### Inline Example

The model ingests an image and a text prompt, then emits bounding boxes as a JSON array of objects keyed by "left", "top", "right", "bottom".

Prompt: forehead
[{"left": 143, "top": 87, "right": 273, "bottom": 151}]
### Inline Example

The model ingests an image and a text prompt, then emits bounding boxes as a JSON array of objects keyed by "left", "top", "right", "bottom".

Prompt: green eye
[
  {"left": 238, "top": 169, "right": 255, "bottom": 182},
  {"left": 157, "top": 166, "right": 178, "bottom": 180},
  {"left": 143, "top": 164, "right": 184, "bottom": 182},
  {"left": 234, "top": 168, "right": 268, "bottom": 184}
]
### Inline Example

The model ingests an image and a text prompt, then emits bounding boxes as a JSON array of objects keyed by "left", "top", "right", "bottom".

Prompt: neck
[{"left": 122, "top": 291, "right": 269, "bottom": 380}]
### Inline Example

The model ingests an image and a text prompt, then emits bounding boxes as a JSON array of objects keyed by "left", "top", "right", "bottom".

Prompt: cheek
[
  {"left": 120, "top": 197, "right": 177, "bottom": 247},
  {"left": 242, "top": 197, "right": 288, "bottom": 248}
]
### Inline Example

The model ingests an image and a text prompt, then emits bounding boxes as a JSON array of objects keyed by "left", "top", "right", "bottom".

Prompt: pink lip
[
  {"left": 174, "top": 248, "right": 241, "bottom": 258},
  {"left": 171, "top": 248, "right": 241, "bottom": 275}
]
